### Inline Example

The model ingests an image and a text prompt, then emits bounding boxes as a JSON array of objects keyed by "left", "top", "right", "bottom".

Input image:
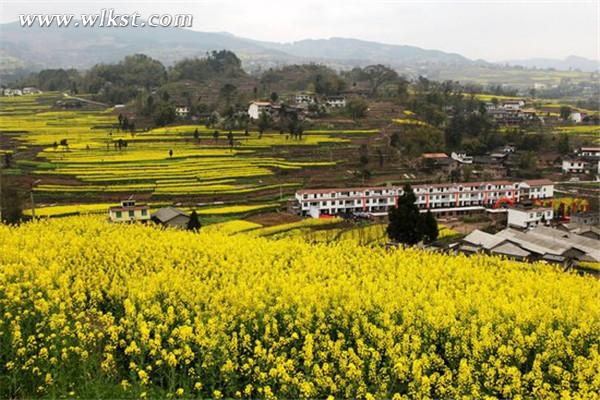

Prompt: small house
[
  {"left": 248, "top": 101, "right": 273, "bottom": 120},
  {"left": 175, "top": 105, "right": 190, "bottom": 118},
  {"left": 151, "top": 207, "right": 190, "bottom": 229},
  {"left": 108, "top": 200, "right": 150, "bottom": 223}
]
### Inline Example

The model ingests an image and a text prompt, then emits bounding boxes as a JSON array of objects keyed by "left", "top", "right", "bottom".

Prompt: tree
[
  {"left": 152, "top": 103, "right": 176, "bottom": 127},
  {"left": 422, "top": 210, "right": 439, "bottom": 243},
  {"left": 193, "top": 128, "right": 200, "bottom": 140},
  {"left": 169, "top": 149, "right": 173, "bottom": 158},
  {"left": 270, "top": 92, "right": 279, "bottom": 102},
  {"left": 560, "top": 106, "right": 572, "bottom": 120},
  {"left": 363, "top": 64, "right": 399, "bottom": 96},
  {"left": 557, "top": 134, "right": 570, "bottom": 155},
  {"left": 0, "top": 178, "right": 23, "bottom": 224},
  {"left": 387, "top": 184, "right": 423, "bottom": 245},
  {"left": 187, "top": 210, "right": 201, "bottom": 231},
  {"left": 346, "top": 98, "right": 368, "bottom": 119},
  {"left": 257, "top": 111, "right": 271, "bottom": 138},
  {"left": 213, "top": 130, "right": 220, "bottom": 142}
]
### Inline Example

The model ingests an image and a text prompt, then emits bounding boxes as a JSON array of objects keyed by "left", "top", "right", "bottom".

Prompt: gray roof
[
  {"left": 151, "top": 207, "right": 189, "bottom": 223},
  {"left": 463, "top": 230, "right": 505, "bottom": 249},
  {"left": 528, "top": 226, "right": 600, "bottom": 261},
  {"left": 491, "top": 242, "right": 531, "bottom": 258},
  {"left": 496, "top": 228, "right": 573, "bottom": 256}
]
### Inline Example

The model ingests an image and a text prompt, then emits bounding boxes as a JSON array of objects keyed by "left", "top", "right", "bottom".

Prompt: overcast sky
[{"left": 1, "top": 0, "right": 598, "bottom": 61}]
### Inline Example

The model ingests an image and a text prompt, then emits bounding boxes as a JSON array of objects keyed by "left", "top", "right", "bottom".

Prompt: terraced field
[{"left": 0, "top": 93, "right": 381, "bottom": 213}]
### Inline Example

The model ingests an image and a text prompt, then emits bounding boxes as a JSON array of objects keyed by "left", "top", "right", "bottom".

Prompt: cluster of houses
[
  {"left": 561, "top": 146, "right": 600, "bottom": 176},
  {"left": 247, "top": 93, "right": 347, "bottom": 120},
  {"left": 484, "top": 98, "right": 590, "bottom": 126},
  {"left": 293, "top": 179, "right": 554, "bottom": 218},
  {"left": 421, "top": 144, "right": 517, "bottom": 179},
  {"left": 459, "top": 225, "right": 600, "bottom": 265},
  {"left": 1, "top": 87, "right": 42, "bottom": 96}
]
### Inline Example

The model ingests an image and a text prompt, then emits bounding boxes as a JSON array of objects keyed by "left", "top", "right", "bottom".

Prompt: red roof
[{"left": 422, "top": 152, "right": 449, "bottom": 159}]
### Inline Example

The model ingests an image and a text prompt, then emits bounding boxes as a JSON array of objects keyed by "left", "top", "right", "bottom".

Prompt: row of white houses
[{"left": 295, "top": 179, "right": 554, "bottom": 217}]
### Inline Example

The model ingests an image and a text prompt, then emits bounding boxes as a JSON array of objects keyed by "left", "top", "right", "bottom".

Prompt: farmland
[
  {"left": 1, "top": 216, "right": 599, "bottom": 398},
  {"left": 0, "top": 93, "right": 381, "bottom": 211}
]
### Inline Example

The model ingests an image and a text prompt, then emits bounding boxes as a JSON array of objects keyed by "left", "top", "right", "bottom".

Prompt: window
[
  {"left": 116, "top": 211, "right": 122, "bottom": 218},
  {"left": 129, "top": 210, "right": 135, "bottom": 218},
  {"left": 141, "top": 209, "right": 147, "bottom": 216}
]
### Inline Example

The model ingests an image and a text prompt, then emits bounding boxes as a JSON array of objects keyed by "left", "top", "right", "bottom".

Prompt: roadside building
[
  {"left": 108, "top": 200, "right": 150, "bottom": 223},
  {"left": 151, "top": 207, "right": 190, "bottom": 229}
]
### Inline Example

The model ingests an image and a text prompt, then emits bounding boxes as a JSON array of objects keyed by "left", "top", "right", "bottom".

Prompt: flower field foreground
[{"left": 1, "top": 217, "right": 599, "bottom": 398}]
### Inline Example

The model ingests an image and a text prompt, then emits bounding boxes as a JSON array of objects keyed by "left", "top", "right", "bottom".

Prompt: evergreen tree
[
  {"left": 422, "top": 210, "right": 439, "bottom": 243},
  {"left": 187, "top": 210, "right": 201, "bottom": 231},
  {"left": 386, "top": 184, "right": 423, "bottom": 245}
]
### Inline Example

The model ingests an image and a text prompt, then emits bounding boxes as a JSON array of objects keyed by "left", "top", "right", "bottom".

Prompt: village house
[
  {"left": 451, "top": 151, "right": 473, "bottom": 164},
  {"left": 324, "top": 96, "right": 346, "bottom": 108},
  {"left": 420, "top": 153, "right": 456, "bottom": 173},
  {"left": 175, "top": 105, "right": 190, "bottom": 118},
  {"left": 293, "top": 92, "right": 316, "bottom": 104},
  {"left": 247, "top": 101, "right": 273, "bottom": 119},
  {"left": 561, "top": 147, "right": 600, "bottom": 175},
  {"left": 22, "top": 87, "right": 42, "bottom": 95},
  {"left": 3, "top": 88, "right": 22, "bottom": 96},
  {"left": 108, "top": 200, "right": 150, "bottom": 223},
  {"left": 151, "top": 207, "right": 190, "bottom": 229},
  {"left": 507, "top": 207, "right": 553, "bottom": 229}
]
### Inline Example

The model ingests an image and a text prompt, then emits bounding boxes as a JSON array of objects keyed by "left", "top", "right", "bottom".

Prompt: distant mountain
[
  {"left": 251, "top": 37, "right": 473, "bottom": 66},
  {"left": 0, "top": 21, "right": 478, "bottom": 78},
  {"left": 504, "top": 55, "right": 599, "bottom": 72},
  {"left": 0, "top": 21, "right": 298, "bottom": 80}
]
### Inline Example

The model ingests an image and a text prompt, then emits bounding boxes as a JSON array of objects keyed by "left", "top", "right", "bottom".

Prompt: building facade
[
  {"left": 295, "top": 179, "right": 554, "bottom": 217},
  {"left": 247, "top": 101, "right": 273, "bottom": 119},
  {"left": 108, "top": 200, "right": 151, "bottom": 223},
  {"left": 507, "top": 207, "right": 553, "bottom": 229}
]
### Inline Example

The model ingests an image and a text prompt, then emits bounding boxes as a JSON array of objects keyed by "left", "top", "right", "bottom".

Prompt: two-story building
[
  {"left": 324, "top": 96, "right": 346, "bottom": 108},
  {"left": 108, "top": 200, "right": 151, "bottom": 223},
  {"left": 295, "top": 179, "right": 554, "bottom": 218},
  {"left": 507, "top": 207, "right": 553, "bottom": 229}
]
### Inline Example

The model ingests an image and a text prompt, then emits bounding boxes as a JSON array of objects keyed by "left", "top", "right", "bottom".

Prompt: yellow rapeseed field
[{"left": 1, "top": 217, "right": 599, "bottom": 398}]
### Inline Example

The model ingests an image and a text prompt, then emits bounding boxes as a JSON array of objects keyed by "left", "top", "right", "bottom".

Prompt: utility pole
[{"left": 30, "top": 179, "right": 41, "bottom": 219}]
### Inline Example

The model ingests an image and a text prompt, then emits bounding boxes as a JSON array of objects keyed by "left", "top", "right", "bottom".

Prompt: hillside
[{"left": 1, "top": 216, "right": 599, "bottom": 398}]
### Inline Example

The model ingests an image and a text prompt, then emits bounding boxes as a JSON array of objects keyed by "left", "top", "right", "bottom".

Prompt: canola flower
[{"left": 0, "top": 216, "right": 599, "bottom": 398}]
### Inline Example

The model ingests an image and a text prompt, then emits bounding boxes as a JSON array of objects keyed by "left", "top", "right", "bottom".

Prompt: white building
[
  {"left": 108, "top": 200, "right": 150, "bottom": 223},
  {"left": 579, "top": 147, "right": 600, "bottom": 157},
  {"left": 248, "top": 101, "right": 273, "bottom": 119},
  {"left": 22, "top": 87, "right": 42, "bottom": 95},
  {"left": 175, "top": 105, "right": 189, "bottom": 118},
  {"left": 561, "top": 158, "right": 599, "bottom": 174},
  {"left": 568, "top": 112, "right": 582, "bottom": 124},
  {"left": 508, "top": 207, "right": 553, "bottom": 229},
  {"left": 324, "top": 96, "right": 346, "bottom": 108},
  {"left": 451, "top": 151, "right": 473, "bottom": 164},
  {"left": 3, "top": 88, "right": 22, "bottom": 96},
  {"left": 294, "top": 93, "right": 316, "bottom": 104},
  {"left": 500, "top": 100, "right": 525, "bottom": 111},
  {"left": 295, "top": 179, "right": 554, "bottom": 217}
]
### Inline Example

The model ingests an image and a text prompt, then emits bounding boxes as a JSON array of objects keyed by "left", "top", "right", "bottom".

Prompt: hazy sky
[{"left": 1, "top": 0, "right": 598, "bottom": 61}]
